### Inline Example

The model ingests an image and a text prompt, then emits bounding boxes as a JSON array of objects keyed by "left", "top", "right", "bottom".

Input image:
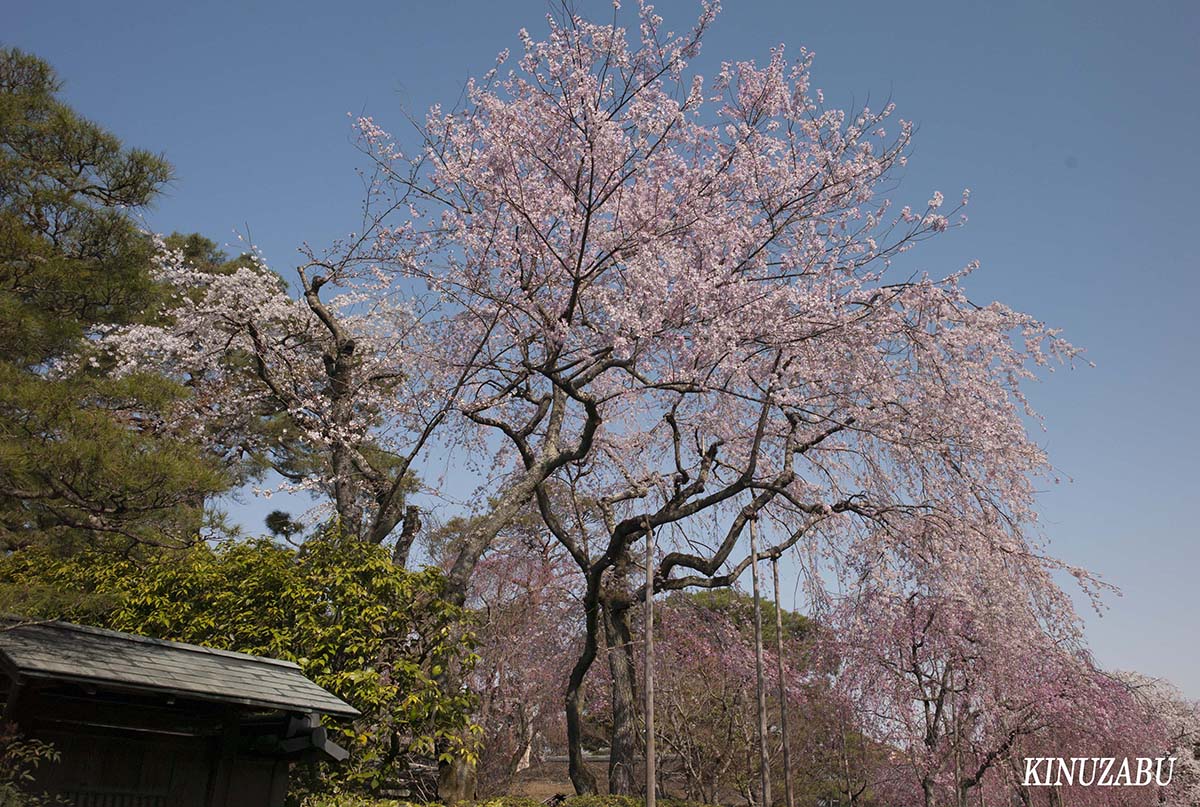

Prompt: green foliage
[
  {"left": 0, "top": 364, "right": 230, "bottom": 547},
  {"left": 0, "top": 724, "right": 60, "bottom": 807},
  {"left": 266, "top": 509, "right": 306, "bottom": 540},
  {"left": 561, "top": 798, "right": 713, "bottom": 807},
  {"left": 0, "top": 529, "right": 479, "bottom": 795},
  {"left": 0, "top": 48, "right": 169, "bottom": 368},
  {"left": 162, "top": 232, "right": 231, "bottom": 270},
  {"left": 300, "top": 798, "right": 417, "bottom": 807},
  {"left": 0, "top": 48, "right": 229, "bottom": 548},
  {"left": 557, "top": 797, "right": 642, "bottom": 807},
  {"left": 473, "top": 798, "right": 545, "bottom": 807}
]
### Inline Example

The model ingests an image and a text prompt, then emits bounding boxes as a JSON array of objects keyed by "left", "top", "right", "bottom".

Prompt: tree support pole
[
  {"left": 750, "top": 518, "right": 772, "bottom": 807},
  {"left": 772, "top": 557, "right": 794, "bottom": 807},
  {"left": 644, "top": 524, "right": 656, "bottom": 807}
]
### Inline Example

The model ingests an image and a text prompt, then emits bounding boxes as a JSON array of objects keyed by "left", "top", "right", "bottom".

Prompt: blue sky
[{"left": 8, "top": 0, "right": 1198, "bottom": 696}]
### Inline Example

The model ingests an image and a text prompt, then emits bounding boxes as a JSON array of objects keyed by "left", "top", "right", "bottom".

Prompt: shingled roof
[{"left": 0, "top": 619, "right": 360, "bottom": 718}]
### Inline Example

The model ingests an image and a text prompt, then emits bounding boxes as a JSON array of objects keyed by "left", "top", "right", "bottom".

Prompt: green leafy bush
[
  {"left": 474, "top": 798, "right": 545, "bottom": 807},
  {"left": 562, "top": 798, "right": 712, "bottom": 807},
  {"left": 0, "top": 528, "right": 478, "bottom": 795},
  {"left": 300, "top": 797, "right": 417, "bottom": 807}
]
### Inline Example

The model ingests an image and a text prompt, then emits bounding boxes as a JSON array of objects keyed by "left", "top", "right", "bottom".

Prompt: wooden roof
[{"left": 0, "top": 619, "right": 360, "bottom": 718}]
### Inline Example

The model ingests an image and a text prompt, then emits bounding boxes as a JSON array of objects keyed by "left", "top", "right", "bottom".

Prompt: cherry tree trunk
[
  {"left": 603, "top": 592, "right": 639, "bottom": 796},
  {"left": 434, "top": 655, "right": 478, "bottom": 804},
  {"left": 921, "top": 777, "right": 936, "bottom": 807},
  {"left": 566, "top": 585, "right": 602, "bottom": 794},
  {"left": 389, "top": 505, "right": 422, "bottom": 565},
  {"left": 437, "top": 756, "right": 477, "bottom": 804}
]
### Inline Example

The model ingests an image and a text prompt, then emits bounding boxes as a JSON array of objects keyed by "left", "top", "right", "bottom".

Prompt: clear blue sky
[{"left": 8, "top": 1, "right": 1198, "bottom": 696}]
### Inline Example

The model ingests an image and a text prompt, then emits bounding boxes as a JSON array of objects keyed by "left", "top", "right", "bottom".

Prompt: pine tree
[{"left": 0, "top": 49, "right": 228, "bottom": 549}]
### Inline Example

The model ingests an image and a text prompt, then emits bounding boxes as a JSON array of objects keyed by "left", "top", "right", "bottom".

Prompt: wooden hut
[{"left": 0, "top": 618, "right": 360, "bottom": 806}]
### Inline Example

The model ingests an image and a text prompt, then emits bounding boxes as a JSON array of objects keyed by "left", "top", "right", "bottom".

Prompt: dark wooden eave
[{"left": 0, "top": 618, "right": 360, "bottom": 718}]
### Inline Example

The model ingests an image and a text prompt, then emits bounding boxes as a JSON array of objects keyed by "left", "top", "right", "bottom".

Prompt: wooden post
[
  {"left": 772, "top": 557, "right": 795, "bottom": 807},
  {"left": 205, "top": 709, "right": 239, "bottom": 807},
  {"left": 750, "top": 518, "right": 772, "bottom": 807},
  {"left": 645, "top": 524, "right": 656, "bottom": 807}
]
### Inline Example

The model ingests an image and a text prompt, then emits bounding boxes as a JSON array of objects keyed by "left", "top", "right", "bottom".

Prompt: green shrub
[
  {"left": 563, "top": 798, "right": 713, "bottom": 807},
  {"left": 475, "top": 798, "right": 545, "bottom": 807},
  {"left": 561, "top": 797, "right": 641, "bottom": 807},
  {"left": 300, "top": 797, "right": 417, "bottom": 807},
  {"left": 0, "top": 725, "right": 60, "bottom": 807},
  {"left": 1, "top": 530, "right": 478, "bottom": 797}
]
